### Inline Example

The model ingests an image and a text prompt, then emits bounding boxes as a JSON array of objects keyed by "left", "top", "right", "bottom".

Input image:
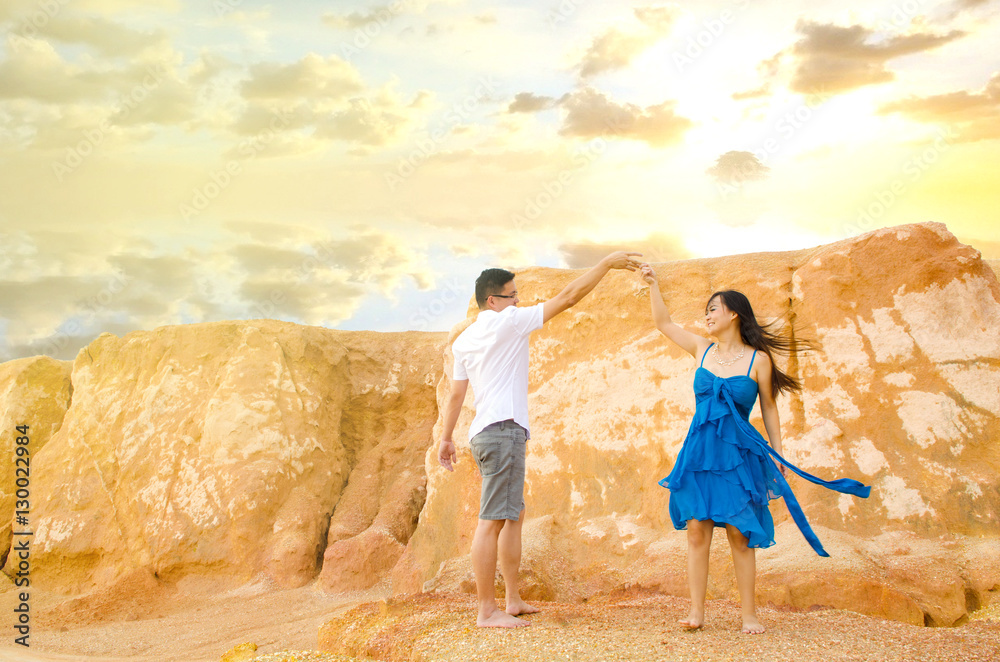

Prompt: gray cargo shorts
[{"left": 469, "top": 419, "right": 527, "bottom": 521}]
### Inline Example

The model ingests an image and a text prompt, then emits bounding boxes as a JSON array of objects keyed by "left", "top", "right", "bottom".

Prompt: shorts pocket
[{"left": 471, "top": 437, "right": 510, "bottom": 477}]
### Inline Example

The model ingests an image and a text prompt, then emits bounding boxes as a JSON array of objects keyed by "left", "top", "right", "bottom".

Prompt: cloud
[
  {"left": 0, "top": 265, "right": 154, "bottom": 362},
  {"left": 0, "top": 34, "right": 197, "bottom": 137},
  {"left": 423, "top": 148, "right": 554, "bottom": 172},
  {"left": 560, "top": 232, "right": 692, "bottom": 268},
  {"left": 34, "top": 15, "right": 169, "bottom": 57},
  {"left": 746, "top": 20, "right": 967, "bottom": 98},
  {"left": 507, "top": 93, "right": 557, "bottom": 114},
  {"left": 451, "top": 243, "right": 480, "bottom": 256},
  {"left": 785, "top": 20, "right": 966, "bottom": 94},
  {"left": 239, "top": 277, "right": 365, "bottom": 323},
  {"left": 2, "top": 0, "right": 179, "bottom": 25},
  {"left": 110, "top": 68, "right": 197, "bottom": 126},
  {"left": 231, "top": 228, "right": 434, "bottom": 294},
  {"left": 231, "top": 102, "right": 307, "bottom": 136},
  {"left": 232, "top": 244, "right": 318, "bottom": 273},
  {"left": 731, "top": 85, "right": 771, "bottom": 101},
  {"left": 0, "top": 0, "right": 35, "bottom": 22},
  {"left": 241, "top": 54, "right": 365, "bottom": 100},
  {"left": 230, "top": 230, "right": 435, "bottom": 323},
  {"left": 633, "top": 5, "right": 680, "bottom": 33},
  {"left": 73, "top": 0, "right": 181, "bottom": 11},
  {"left": 322, "top": 11, "right": 378, "bottom": 30},
  {"left": 0, "top": 275, "right": 111, "bottom": 321},
  {"left": 223, "top": 220, "right": 322, "bottom": 243},
  {"left": 558, "top": 87, "right": 693, "bottom": 147},
  {"left": 705, "top": 151, "right": 770, "bottom": 185},
  {"left": 312, "top": 231, "right": 435, "bottom": 291},
  {"left": 3, "top": 322, "right": 150, "bottom": 362},
  {"left": 577, "top": 4, "right": 680, "bottom": 79},
  {"left": 878, "top": 72, "right": 1000, "bottom": 142},
  {"left": 941, "top": 0, "right": 996, "bottom": 20},
  {"left": 0, "top": 37, "right": 109, "bottom": 103},
  {"left": 702, "top": 153, "right": 773, "bottom": 228},
  {"left": 188, "top": 51, "right": 236, "bottom": 87},
  {"left": 313, "top": 96, "right": 415, "bottom": 147},
  {"left": 322, "top": 1, "right": 454, "bottom": 30},
  {"left": 578, "top": 27, "right": 649, "bottom": 78},
  {"left": 234, "top": 56, "right": 429, "bottom": 148},
  {"left": 0, "top": 225, "right": 436, "bottom": 361},
  {"left": 426, "top": 11, "right": 498, "bottom": 35},
  {"left": 322, "top": 4, "right": 408, "bottom": 30}
]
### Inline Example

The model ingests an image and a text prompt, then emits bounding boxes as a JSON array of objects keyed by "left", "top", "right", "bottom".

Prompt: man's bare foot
[
  {"left": 505, "top": 598, "right": 540, "bottom": 616},
  {"left": 742, "top": 615, "right": 765, "bottom": 634},
  {"left": 477, "top": 610, "right": 530, "bottom": 628},
  {"left": 678, "top": 611, "right": 704, "bottom": 630}
]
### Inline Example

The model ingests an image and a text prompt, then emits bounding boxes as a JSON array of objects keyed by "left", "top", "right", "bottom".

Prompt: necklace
[{"left": 713, "top": 344, "right": 745, "bottom": 367}]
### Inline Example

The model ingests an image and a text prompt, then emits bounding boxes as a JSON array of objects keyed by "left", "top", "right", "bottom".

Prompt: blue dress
[{"left": 659, "top": 344, "right": 870, "bottom": 557}]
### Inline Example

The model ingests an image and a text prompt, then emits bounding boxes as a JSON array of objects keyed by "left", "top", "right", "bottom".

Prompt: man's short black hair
[{"left": 475, "top": 268, "right": 515, "bottom": 309}]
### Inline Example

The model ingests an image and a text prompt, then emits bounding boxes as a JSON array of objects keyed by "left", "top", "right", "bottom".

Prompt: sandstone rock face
[
  {"left": 0, "top": 356, "right": 72, "bottom": 569},
  {"left": 1, "top": 223, "right": 996, "bottom": 629},
  {"left": 0, "top": 321, "right": 445, "bottom": 595},
  {"left": 396, "top": 223, "right": 1000, "bottom": 626}
]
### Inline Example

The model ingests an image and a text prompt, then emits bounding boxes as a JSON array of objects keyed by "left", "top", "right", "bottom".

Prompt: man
[{"left": 438, "top": 251, "right": 642, "bottom": 628}]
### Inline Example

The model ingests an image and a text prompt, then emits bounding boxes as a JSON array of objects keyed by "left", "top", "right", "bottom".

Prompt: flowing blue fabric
[{"left": 659, "top": 345, "right": 871, "bottom": 557}]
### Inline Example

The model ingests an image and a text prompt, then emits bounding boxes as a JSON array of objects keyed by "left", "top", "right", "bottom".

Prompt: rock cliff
[
  {"left": 1, "top": 222, "right": 997, "bottom": 629},
  {"left": 394, "top": 222, "right": 1000, "bottom": 626},
  {"left": 0, "top": 356, "right": 73, "bottom": 569},
  {"left": 0, "top": 321, "right": 445, "bottom": 595}
]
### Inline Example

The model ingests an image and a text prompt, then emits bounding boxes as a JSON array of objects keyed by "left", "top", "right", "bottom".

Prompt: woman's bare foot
[
  {"left": 678, "top": 611, "right": 704, "bottom": 630},
  {"left": 505, "top": 598, "right": 540, "bottom": 616},
  {"left": 478, "top": 609, "right": 530, "bottom": 628},
  {"left": 742, "top": 615, "right": 765, "bottom": 634}
]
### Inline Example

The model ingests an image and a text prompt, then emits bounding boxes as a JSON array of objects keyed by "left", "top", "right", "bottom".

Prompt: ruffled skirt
[{"left": 660, "top": 414, "right": 782, "bottom": 549}]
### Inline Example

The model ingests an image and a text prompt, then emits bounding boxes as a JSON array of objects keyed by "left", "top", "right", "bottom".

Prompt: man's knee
[{"left": 477, "top": 518, "right": 506, "bottom": 536}]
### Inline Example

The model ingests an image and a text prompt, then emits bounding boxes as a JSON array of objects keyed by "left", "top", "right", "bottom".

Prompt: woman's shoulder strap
[{"left": 700, "top": 343, "right": 715, "bottom": 368}]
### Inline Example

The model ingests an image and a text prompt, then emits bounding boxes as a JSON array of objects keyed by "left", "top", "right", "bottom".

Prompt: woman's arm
[
  {"left": 639, "top": 264, "right": 708, "bottom": 358},
  {"left": 755, "top": 353, "right": 787, "bottom": 476}
]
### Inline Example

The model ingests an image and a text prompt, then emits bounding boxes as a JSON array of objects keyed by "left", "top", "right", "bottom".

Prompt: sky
[{"left": 1, "top": 0, "right": 998, "bottom": 361}]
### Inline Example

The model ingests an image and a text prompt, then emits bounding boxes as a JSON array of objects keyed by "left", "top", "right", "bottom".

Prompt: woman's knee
[
  {"left": 687, "top": 521, "right": 713, "bottom": 548},
  {"left": 725, "top": 526, "right": 749, "bottom": 549}
]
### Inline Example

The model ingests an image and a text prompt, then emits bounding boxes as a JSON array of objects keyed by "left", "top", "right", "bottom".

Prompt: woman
[{"left": 639, "top": 264, "right": 870, "bottom": 634}]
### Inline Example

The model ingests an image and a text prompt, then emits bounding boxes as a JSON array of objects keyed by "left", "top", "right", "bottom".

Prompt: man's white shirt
[{"left": 451, "top": 303, "right": 545, "bottom": 439}]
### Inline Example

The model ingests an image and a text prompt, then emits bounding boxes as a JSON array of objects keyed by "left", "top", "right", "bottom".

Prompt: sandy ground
[
  {"left": 319, "top": 592, "right": 1000, "bottom": 662},
  {"left": 1, "top": 584, "right": 998, "bottom": 662},
  {"left": 0, "top": 579, "right": 379, "bottom": 662}
]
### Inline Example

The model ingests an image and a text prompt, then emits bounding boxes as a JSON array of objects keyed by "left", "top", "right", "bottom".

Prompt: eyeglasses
[{"left": 490, "top": 293, "right": 517, "bottom": 299}]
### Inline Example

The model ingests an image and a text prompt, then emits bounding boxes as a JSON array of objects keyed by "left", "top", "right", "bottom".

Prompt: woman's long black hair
[{"left": 708, "top": 290, "right": 814, "bottom": 398}]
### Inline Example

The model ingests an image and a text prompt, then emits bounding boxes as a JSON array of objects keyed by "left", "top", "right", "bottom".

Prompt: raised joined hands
[
  {"left": 639, "top": 263, "right": 657, "bottom": 284},
  {"left": 605, "top": 251, "right": 644, "bottom": 271}
]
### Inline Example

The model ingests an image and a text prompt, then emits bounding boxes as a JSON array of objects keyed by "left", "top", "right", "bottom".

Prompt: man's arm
[
  {"left": 542, "top": 251, "right": 642, "bottom": 324},
  {"left": 438, "top": 378, "right": 469, "bottom": 472}
]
